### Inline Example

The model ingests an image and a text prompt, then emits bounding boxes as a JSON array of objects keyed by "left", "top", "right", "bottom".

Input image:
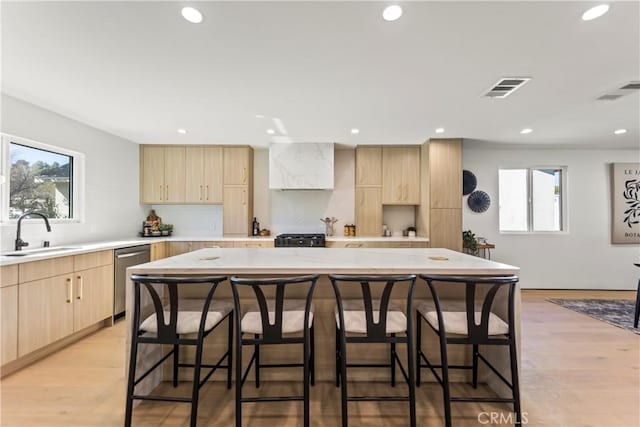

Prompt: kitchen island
[{"left": 126, "top": 247, "right": 519, "bottom": 397}]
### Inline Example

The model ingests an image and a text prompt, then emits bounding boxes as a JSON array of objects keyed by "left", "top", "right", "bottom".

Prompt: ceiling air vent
[{"left": 483, "top": 77, "right": 531, "bottom": 99}]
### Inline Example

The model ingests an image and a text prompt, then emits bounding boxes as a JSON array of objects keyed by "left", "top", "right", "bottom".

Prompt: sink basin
[{"left": 2, "top": 246, "right": 82, "bottom": 257}]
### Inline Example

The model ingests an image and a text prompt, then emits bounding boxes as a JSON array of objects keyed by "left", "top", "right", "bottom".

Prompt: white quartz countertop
[{"left": 128, "top": 248, "right": 518, "bottom": 276}]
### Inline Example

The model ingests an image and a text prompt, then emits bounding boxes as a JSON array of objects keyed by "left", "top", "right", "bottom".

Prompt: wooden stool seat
[
  {"left": 334, "top": 299, "right": 407, "bottom": 334},
  {"left": 241, "top": 300, "right": 314, "bottom": 334}
]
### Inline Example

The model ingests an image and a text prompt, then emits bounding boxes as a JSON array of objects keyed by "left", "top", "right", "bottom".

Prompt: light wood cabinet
[
  {"left": 191, "top": 241, "right": 234, "bottom": 249},
  {"left": 382, "top": 146, "right": 420, "bottom": 205},
  {"left": 223, "top": 147, "right": 252, "bottom": 185},
  {"left": 430, "top": 208, "right": 462, "bottom": 251},
  {"left": 185, "top": 146, "right": 223, "bottom": 204},
  {"left": 168, "top": 242, "right": 193, "bottom": 257},
  {"left": 233, "top": 241, "right": 274, "bottom": 248},
  {"left": 325, "top": 240, "right": 429, "bottom": 248},
  {"left": 223, "top": 147, "right": 254, "bottom": 236},
  {"left": 355, "top": 187, "right": 382, "bottom": 236},
  {"left": 429, "top": 139, "right": 462, "bottom": 209},
  {"left": 223, "top": 186, "right": 251, "bottom": 236},
  {"left": 73, "top": 265, "right": 113, "bottom": 332},
  {"left": 355, "top": 147, "right": 382, "bottom": 186},
  {"left": 11, "top": 251, "right": 114, "bottom": 363},
  {"left": 428, "top": 139, "right": 462, "bottom": 250},
  {"left": 164, "top": 146, "right": 186, "bottom": 203},
  {"left": 140, "top": 145, "right": 186, "bottom": 204},
  {"left": 1, "top": 285, "right": 18, "bottom": 364},
  {"left": 141, "top": 145, "right": 165, "bottom": 204},
  {"left": 18, "top": 274, "right": 75, "bottom": 356},
  {"left": 1, "top": 265, "right": 18, "bottom": 288},
  {"left": 150, "top": 242, "right": 167, "bottom": 260}
]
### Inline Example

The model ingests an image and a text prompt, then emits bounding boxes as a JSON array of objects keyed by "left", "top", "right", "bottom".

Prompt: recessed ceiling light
[
  {"left": 266, "top": 129, "right": 275, "bottom": 135},
  {"left": 181, "top": 7, "right": 203, "bottom": 24},
  {"left": 582, "top": 4, "right": 610, "bottom": 21},
  {"left": 177, "top": 129, "right": 187, "bottom": 134},
  {"left": 382, "top": 5, "right": 403, "bottom": 22},
  {"left": 435, "top": 128, "right": 445, "bottom": 134},
  {"left": 614, "top": 129, "right": 627, "bottom": 135},
  {"left": 351, "top": 128, "right": 360, "bottom": 134},
  {"left": 520, "top": 128, "right": 533, "bottom": 134}
]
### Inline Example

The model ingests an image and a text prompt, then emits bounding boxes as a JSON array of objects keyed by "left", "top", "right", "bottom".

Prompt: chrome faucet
[{"left": 15, "top": 211, "right": 52, "bottom": 251}]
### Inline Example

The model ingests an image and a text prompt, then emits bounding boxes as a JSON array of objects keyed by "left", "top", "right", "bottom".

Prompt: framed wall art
[{"left": 611, "top": 162, "right": 640, "bottom": 244}]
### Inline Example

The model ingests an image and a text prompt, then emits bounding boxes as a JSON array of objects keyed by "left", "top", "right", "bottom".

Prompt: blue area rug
[{"left": 547, "top": 299, "right": 640, "bottom": 335}]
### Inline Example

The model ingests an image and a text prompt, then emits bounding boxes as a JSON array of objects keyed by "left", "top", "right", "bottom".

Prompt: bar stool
[
  {"left": 329, "top": 274, "right": 417, "bottom": 427},
  {"left": 416, "top": 274, "right": 521, "bottom": 427},
  {"left": 125, "top": 275, "right": 233, "bottom": 427},
  {"left": 634, "top": 263, "right": 640, "bottom": 328},
  {"left": 230, "top": 275, "right": 318, "bottom": 427}
]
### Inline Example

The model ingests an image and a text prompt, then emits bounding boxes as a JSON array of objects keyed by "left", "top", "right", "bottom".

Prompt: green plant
[
  {"left": 462, "top": 230, "right": 478, "bottom": 255},
  {"left": 159, "top": 223, "right": 173, "bottom": 232}
]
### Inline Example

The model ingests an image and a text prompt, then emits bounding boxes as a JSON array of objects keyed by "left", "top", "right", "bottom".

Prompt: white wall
[
  {"left": 148, "top": 205, "right": 223, "bottom": 237},
  {"left": 1, "top": 94, "right": 145, "bottom": 251},
  {"left": 463, "top": 143, "right": 640, "bottom": 289}
]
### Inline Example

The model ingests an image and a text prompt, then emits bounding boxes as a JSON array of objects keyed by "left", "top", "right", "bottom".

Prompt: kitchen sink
[{"left": 2, "top": 246, "right": 82, "bottom": 257}]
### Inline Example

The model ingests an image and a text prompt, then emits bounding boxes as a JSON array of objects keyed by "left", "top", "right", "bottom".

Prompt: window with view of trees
[
  {"left": 9, "top": 142, "right": 73, "bottom": 219},
  {"left": 498, "top": 167, "right": 566, "bottom": 232}
]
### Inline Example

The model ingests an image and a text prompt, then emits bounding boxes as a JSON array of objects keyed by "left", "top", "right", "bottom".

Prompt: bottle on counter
[{"left": 252, "top": 217, "right": 260, "bottom": 236}]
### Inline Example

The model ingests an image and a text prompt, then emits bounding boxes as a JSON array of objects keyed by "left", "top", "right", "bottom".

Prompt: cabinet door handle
[
  {"left": 200, "top": 185, "right": 203, "bottom": 201},
  {"left": 242, "top": 167, "right": 246, "bottom": 184},
  {"left": 159, "top": 185, "right": 163, "bottom": 201},
  {"left": 397, "top": 185, "right": 402, "bottom": 201},
  {"left": 77, "top": 275, "right": 83, "bottom": 300},
  {"left": 66, "top": 277, "right": 73, "bottom": 303},
  {"left": 242, "top": 189, "right": 246, "bottom": 205},
  {"left": 403, "top": 185, "right": 408, "bottom": 201},
  {"left": 205, "top": 185, "right": 209, "bottom": 200},
  {"left": 165, "top": 185, "right": 169, "bottom": 201}
]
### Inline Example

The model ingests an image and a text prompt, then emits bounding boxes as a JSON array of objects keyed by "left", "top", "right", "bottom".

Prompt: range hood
[{"left": 269, "top": 143, "right": 334, "bottom": 190}]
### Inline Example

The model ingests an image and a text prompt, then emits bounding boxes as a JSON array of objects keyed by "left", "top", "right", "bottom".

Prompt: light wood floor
[{"left": 1, "top": 290, "right": 638, "bottom": 426}]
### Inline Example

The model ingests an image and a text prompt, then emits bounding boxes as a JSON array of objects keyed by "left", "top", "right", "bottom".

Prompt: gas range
[{"left": 274, "top": 233, "right": 326, "bottom": 247}]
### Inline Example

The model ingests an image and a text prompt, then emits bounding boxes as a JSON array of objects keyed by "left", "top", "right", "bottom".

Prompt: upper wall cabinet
[
  {"left": 355, "top": 146, "right": 382, "bottom": 186},
  {"left": 185, "top": 146, "right": 223, "bottom": 204},
  {"left": 140, "top": 146, "right": 186, "bottom": 204},
  {"left": 382, "top": 146, "right": 420, "bottom": 205},
  {"left": 223, "top": 147, "right": 251, "bottom": 185}
]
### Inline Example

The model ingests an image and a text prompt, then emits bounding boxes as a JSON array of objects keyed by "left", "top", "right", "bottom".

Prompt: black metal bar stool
[
  {"left": 416, "top": 274, "right": 521, "bottom": 427},
  {"left": 230, "top": 275, "right": 318, "bottom": 427},
  {"left": 125, "top": 275, "right": 233, "bottom": 427},
  {"left": 329, "top": 274, "right": 417, "bottom": 427},
  {"left": 634, "top": 263, "right": 640, "bottom": 328}
]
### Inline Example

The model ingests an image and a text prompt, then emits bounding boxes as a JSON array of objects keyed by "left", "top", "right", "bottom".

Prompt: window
[
  {"left": 1, "top": 135, "right": 83, "bottom": 222},
  {"left": 498, "top": 167, "right": 566, "bottom": 232}
]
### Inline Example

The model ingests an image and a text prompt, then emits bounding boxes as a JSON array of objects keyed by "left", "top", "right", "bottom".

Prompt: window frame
[
  {"left": 0, "top": 133, "right": 85, "bottom": 224},
  {"left": 498, "top": 166, "right": 568, "bottom": 234}
]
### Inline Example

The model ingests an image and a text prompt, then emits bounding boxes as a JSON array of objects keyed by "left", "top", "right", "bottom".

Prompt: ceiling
[{"left": 1, "top": 1, "right": 638, "bottom": 149}]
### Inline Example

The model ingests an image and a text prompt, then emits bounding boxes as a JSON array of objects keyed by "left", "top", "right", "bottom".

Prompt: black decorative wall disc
[
  {"left": 463, "top": 170, "right": 477, "bottom": 196},
  {"left": 468, "top": 190, "right": 491, "bottom": 213}
]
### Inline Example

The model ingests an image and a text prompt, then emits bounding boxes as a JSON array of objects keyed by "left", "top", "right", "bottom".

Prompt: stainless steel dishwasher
[{"left": 114, "top": 245, "right": 150, "bottom": 319}]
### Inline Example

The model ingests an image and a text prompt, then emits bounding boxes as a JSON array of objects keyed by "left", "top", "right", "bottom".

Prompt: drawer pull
[{"left": 77, "top": 275, "right": 83, "bottom": 300}]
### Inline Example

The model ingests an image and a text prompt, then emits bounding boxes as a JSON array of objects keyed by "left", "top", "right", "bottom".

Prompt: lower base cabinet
[
  {"left": 2, "top": 250, "right": 115, "bottom": 373},
  {"left": 73, "top": 265, "right": 114, "bottom": 332},
  {"left": 18, "top": 274, "right": 75, "bottom": 356},
  {"left": 1, "top": 285, "right": 18, "bottom": 364}
]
